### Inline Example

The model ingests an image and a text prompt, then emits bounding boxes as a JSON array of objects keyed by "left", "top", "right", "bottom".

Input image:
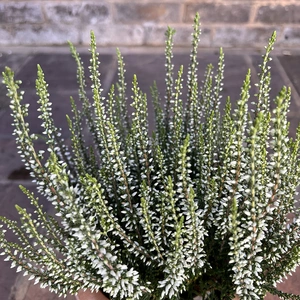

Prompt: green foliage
[{"left": 1, "top": 13, "right": 300, "bottom": 300}]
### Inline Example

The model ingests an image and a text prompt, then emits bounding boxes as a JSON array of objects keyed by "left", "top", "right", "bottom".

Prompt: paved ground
[{"left": 0, "top": 45, "right": 300, "bottom": 300}]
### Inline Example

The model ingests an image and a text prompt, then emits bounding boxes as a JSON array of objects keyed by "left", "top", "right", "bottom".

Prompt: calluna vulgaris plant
[{"left": 1, "top": 13, "right": 300, "bottom": 300}]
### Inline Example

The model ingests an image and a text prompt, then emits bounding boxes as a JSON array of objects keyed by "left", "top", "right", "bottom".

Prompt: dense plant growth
[{"left": 1, "top": 13, "right": 300, "bottom": 300}]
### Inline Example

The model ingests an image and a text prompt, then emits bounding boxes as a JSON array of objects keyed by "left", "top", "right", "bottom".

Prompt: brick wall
[{"left": 0, "top": 0, "right": 299, "bottom": 48}]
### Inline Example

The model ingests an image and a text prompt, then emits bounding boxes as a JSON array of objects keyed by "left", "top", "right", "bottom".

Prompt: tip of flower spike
[
  {"left": 15, "top": 204, "right": 23, "bottom": 212},
  {"left": 19, "top": 184, "right": 26, "bottom": 191},
  {"left": 4, "top": 66, "right": 12, "bottom": 73},
  {"left": 90, "top": 30, "right": 96, "bottom": 41},
  {"left": 165, "top": 26, "right": 176, "bottom": 38}
]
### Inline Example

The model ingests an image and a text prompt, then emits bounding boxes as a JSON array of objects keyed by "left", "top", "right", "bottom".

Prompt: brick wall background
[{"left": 0, "top": 0, "right": 299, "bottom": 48}]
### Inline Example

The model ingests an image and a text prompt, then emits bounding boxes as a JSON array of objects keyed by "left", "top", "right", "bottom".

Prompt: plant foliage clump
[{"left": 1, "top": 13, "right": 300, "bottom": 300}]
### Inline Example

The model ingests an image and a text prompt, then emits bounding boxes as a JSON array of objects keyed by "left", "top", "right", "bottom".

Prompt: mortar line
[
  {"left": 244, "top": 54, "right": 260, "bottom": 94},
  {"left": 248, "top": 2, "right": 258, "bottom": 24},
  {"left": 0, "top": 179, "right": 36, "bottom": 185},
  {"left": 8, "top": 273, "right": 31, "bottom": 300},
  {"left": 273, "top": 55, "right": 300, "bottom": 108},
  {"left": 101, "top": 53, "right": 118, "bottom": 95}
]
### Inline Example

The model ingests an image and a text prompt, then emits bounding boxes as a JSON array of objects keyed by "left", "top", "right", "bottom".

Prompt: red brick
[
  {"left": 213, "top": 26, "right": 280, "bottom": 48},
  {"left": 114, "top": 3, "right": 181, "bottom": 24},
  {"left": 256, "top": 5, "right": 300, "bottom": 24},
  {"left": 44, "top": 3, "right": 110, "bottom": 25},
  {"left": 82, "top": 24, "right": 145, "bottom": 46},
  {"left": 144, "top": 24, "right": 211, "bottom": 47},
  {"left": 0, "top": 23, "right": 79, "bottom": 45},
  {"left": 0, "top": 3, "right": 43, "bottom": 24},
  {"left": 280, "top": 27, "right": 300, "bottom": 46},
  {"left": 184, "top": 3, "right": 251, "bottom": 24}
]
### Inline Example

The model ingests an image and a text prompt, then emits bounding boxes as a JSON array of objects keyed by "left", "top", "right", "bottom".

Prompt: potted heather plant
[{"left": 1, "top": 13, "right": 300, "bottom": 300}]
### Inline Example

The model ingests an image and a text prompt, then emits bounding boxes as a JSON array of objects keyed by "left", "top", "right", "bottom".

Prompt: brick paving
[{"left": 0, "top": 47, "right": 299, "bottom": 299}]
